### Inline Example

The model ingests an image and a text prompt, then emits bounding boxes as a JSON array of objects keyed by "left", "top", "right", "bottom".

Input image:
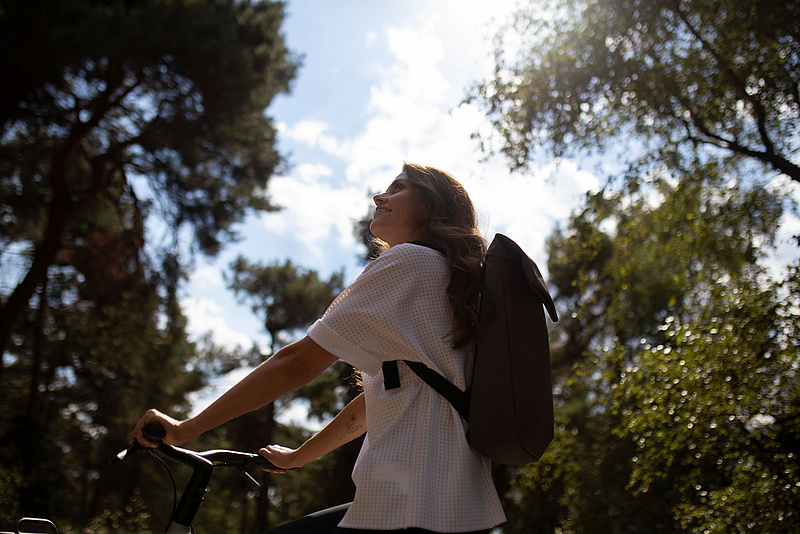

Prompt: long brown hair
[{"left": 375, "top": 163, "right": 486, "bottom": 348}]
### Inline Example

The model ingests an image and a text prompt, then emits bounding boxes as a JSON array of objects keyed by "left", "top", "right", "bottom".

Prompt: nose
[{"left": 373, "top": 192, "right": 387, "bottom": 205}]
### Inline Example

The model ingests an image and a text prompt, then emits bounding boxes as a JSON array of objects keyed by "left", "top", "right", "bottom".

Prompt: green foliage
[
  {"left": 472, "top": 0, "right": 800, "bottom": 182},
  {"left": 505, "top": 166, "right": 796, "bottom": 532},
  {"left": 0, "top": 0, "right": 298, "bottom": 356},
  {"left": 471, "top": 1, "right": 799, "bottom": 530},
  {"left": 227, "top": 257, "right": 345, "bottom": 349},
  {"left": 80, "top": 491, "right": 153, "bottom": 534},
  {"left": 506, "top": 410, "right": 679, "bottom": 533},
  {"left": 353, "top": 208, "right": 385, "bottom": 264},
  {"left": 0, "top": 0, "right": 297, "bottom": 529},
  {"left": 611, "top": 271, "right": 800, "bottom": 532},
  {"left": 547, "top": 166, "right": 785, "bottom": 360},
  {"left": 0, "top": 466, "right": 22, "bottom": 525},
  {"left": 0, "top": 262, "right": 203, "bottom": 527}
]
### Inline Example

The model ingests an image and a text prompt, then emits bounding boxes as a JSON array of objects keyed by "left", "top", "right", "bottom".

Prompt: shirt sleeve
[{"left": 307, "top": 244, "right": 448, "bottom": 376}]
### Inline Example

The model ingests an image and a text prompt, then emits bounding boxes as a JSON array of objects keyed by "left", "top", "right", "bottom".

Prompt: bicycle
[
  {"left": 1, "top": 423, "right": 285, "bottom": 534},
  {"left": 110, "top": 421, "right": 283, "bottom": 534}
]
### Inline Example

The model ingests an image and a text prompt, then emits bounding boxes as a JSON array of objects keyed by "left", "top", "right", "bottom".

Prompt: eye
[{"left": 386, "top": 182, "right": 405, "bottom": 194}]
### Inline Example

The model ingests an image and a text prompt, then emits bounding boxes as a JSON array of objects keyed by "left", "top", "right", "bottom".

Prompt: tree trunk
[
  {"left": 0, "top": 119, "right": 87, "bottom": 381},
  {"left": 25, "top": 279, "right": 48, "bottom": 419},
  {"left": 0, "top": 198, "right": 71, "bottom": 384}
]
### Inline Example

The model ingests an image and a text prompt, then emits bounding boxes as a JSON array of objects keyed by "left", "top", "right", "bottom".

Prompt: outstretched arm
[
  {"left": 133, "top": 336, "right": 338, "bottom": 447},
  {"left": 259, "top": 392, "right": 366, "bottom": 472}
]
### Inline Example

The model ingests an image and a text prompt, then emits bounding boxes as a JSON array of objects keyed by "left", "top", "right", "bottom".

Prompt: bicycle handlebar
[
  {"left": 143, "top": 420, "right": 166, "bottom": 440},
  {"left": 112, "top": 421, "right": 284, "bottom": 530},
  {"left": 113, "top": 421, "right": 280, "bottom": 471}
]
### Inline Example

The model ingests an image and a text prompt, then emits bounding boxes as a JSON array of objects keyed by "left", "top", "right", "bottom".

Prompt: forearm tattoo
[{"left": 339, "top": 413, "right": 363, "bottom": 440}]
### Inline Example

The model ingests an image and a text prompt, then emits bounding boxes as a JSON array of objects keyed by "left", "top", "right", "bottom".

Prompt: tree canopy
[
  {"left": 228, "top": 258, "right": 345, "bottom": 351},
  {"left": 0, "top": 0, "right": 298, "bottom": 358},
  {"left": 472, "top": 0, "right": 800, "bottom": 182},
  {"left": 0, "top": 0, "right": 299, "bottom": 528},
  {"left": 498, "top": 165, "right": 799, "bottom": 532},
  {"left": 476, "top": 2, "right": 800, "bottom": 529}
]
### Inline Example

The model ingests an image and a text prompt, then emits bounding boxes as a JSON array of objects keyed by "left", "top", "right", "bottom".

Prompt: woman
[{"left": 134, "top": 163, "right": 506, "bottom": 533}]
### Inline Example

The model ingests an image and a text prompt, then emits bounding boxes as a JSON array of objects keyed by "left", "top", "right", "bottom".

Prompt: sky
[
  {"left": 181, "top": 0, "right": 603, "bottom": 356},
  {"left": 181, "top": 0, "right": 800, "bottom": 413}
]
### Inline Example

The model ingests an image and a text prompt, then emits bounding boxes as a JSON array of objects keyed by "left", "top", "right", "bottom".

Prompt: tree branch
[
  {"left": 670, "top": 1, "right": 779, "bottom": 159},
  {"left": 649, "top": 15, "right": 800, "bottom": 183}
]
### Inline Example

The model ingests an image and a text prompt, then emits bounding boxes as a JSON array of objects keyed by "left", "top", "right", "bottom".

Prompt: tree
[
  {"left": 226, "top": 258, "right": 348, "bottom": 532},
  {"left": 228, "top": 258, "right": 345, "bottom": 351},
  {"left": 0, "top": 206, "right": 204, "bottom": 526},
  {"left": 547, "top": 163, "right": 784, "bottom": 363},
  {"left": 502, "top": 166, "right": 793, "bottom": 532},
  {"left": 0, "top": 0, "right": 298, "bottom": 527},
  {"left": 610, "top": 273, "right": 800, "bottom": 532},
  {"left": 353, "top": 209, "right": 385, "bottom": 263},
  {"left": 471, "top": 0, "right": 800, "bottom": 182},
  {"left": 0, "top": 0, "right": 298, "bottom": 362}
]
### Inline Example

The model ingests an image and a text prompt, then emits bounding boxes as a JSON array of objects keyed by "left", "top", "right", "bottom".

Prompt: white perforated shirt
[{"left": 307, "top": 243, "right": 506, "bottom": 532}]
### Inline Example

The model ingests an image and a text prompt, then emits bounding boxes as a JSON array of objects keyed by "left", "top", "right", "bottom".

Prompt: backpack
[{"left": 382, "top": 233, "right": 559, "bottom": 465}]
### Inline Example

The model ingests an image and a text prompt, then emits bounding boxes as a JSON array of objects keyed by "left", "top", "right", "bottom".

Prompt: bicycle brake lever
[
  {"left": 110, "top": 441, "right": 146, "bottom": 465},
  {"left": 110, "top": 421, "right": 164, "bottom": 465},
  {"left": 237, "top": 467, "right": 262, "bottom": 491}
]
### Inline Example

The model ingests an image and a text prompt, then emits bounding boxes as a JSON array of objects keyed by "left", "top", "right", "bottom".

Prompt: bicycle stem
[{"left": 154, "top": 442, "right": 213, "bottom": 529}]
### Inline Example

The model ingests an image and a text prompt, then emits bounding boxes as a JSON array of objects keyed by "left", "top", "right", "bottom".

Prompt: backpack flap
[
  {"left": 485, "top": 234, "right": 558, "bottom": 323},
  {"left": 521, "top": 250, "right": 559, "bottom": 323},
  {"left": 468, "top": 234, "right": 557, "bottom": 464}
]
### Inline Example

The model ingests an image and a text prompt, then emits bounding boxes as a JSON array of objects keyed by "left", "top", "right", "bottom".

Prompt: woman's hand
[
  {"left": 259, "top": 444, "right": 304, "bottom": 474},
  {"left": 132, "top": 409, "right": 196, "bottom": 448},
  {"left": 258, "top": 393, "right": 366, "bottom": 474}
]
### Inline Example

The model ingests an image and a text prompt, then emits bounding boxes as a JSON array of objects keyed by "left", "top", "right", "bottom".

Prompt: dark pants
[{"left": 263, "top": 503, "right": 492, "bottom": 534}]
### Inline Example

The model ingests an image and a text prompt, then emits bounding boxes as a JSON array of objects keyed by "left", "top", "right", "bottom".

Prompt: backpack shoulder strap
[
  {"left": 382, "top": 360, "right": 402, "bottom": 389},
  {"left": 382, "top": 360, "right": 471, "bottom": 421}
]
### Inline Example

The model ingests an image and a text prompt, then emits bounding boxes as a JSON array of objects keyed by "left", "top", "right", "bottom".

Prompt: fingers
[
  {"left": 258, "top": 448, "right": 287, "bottom": 474},
  {"left": 258, "top": 445, "right": 296, "bottom": 473},
  {"left": 260, "top": 466, "right": 287, "bottom": 474},
  {"left": 132, "top": 409, "right": 183, "bottom": 448},
  {"left": 132, "top": 409, "right": 162, "bottom": 448},
  {"left": 262, "top": 444, "right": 294, "bottom": 454}
]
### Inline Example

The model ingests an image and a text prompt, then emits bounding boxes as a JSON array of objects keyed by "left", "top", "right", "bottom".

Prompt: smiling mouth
[{"left": 375, "top": 208, "right": 391, "bottom": 213}]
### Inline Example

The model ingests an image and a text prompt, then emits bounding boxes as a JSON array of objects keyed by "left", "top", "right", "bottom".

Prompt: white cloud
[
  {"left": 272, "top": 15, "right": 598, "bottom": 268},
  {"left": 181, "top": 296, "right": 255, "bottom": 350},
  {"left": 385, "top": 27, "right": 449, "bottom": 102},
  {"left": 282, "top": 120, "right": 350, "bottom": 158},
  {"left": 365, "top": 30, "right": 378, "bottom": 48},
  {"left": 347, "top": 25, "right": 597, "bottom": 264},
  {"left": 260, "top": 170, "right": 368, "bottom": 255},
  {"left": 764, "top": 176, "right": 800, "bottom": 278},
  {"left": 190, "top": 265, "right": 225, "bottom": 290},
  {"left": 293, "top": 161, "right": 334, "bottom": 184},
  {"left": 189, "top": 366, "right": 254, "bottom": 417},
  {"left": 283, "top": 119, "right": 327, "bottom": 145}
]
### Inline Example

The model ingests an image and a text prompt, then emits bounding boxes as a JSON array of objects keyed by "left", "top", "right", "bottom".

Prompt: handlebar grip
[{"left": 143, "top": 421, "right": 167, "bottom": 441}]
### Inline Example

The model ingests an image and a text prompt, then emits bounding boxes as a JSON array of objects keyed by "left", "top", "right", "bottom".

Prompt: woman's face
[{"left": 370, "top": 172, "right": 428, "bottom": 247}]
